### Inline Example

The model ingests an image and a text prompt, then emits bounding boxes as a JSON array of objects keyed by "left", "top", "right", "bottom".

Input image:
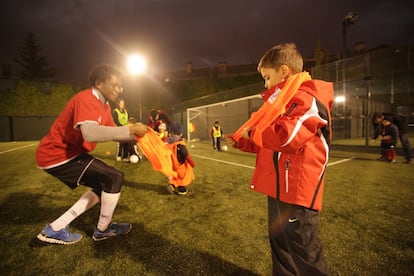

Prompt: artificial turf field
[{"left": 0, "top": 139, "right": 413, "bottom": 275}]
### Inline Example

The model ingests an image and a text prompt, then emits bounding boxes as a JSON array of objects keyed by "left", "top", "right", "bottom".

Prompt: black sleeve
[
  {"left": 390, "top": 124, "right": 399, "bottom": 145},
  {"left": 177, "top": 144, "right": 188, "bottom": 164},
  {"left": 113, "top": 110, "right": 121, "bottom": 126},
  {"left": 372, "top": 125, "right": 381, "bottom": 139}
]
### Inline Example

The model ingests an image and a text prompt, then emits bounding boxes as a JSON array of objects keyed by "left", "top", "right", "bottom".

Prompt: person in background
[
  {"left": 147, "top": 109, "right": 172, "bottom": 133},
  {"left": 166, "top": 121, "right": 195, "bottom": 196},
  {"left": 158, "top": 120, "right": 169, "bottom": 143},
  {"left": 113, "top": 98, "right": 130, "bottom": 161},
  {"left": 210, "top": 120, "right": 223, "bottom": 151},
  {"left": 227, "top": 43, "right": 332, "bottom": 275},
  {"left": 35, "top": 64, "right": 148, "bottom": 245},
  {"left": 372, "top": 115, "right": 399, "bottom": 163},
  {"left": 125, "top": 117, "right": 142, "bottom": 162},
  {"left": 372, "top": 112, "right": 413, "bottom": 164}
]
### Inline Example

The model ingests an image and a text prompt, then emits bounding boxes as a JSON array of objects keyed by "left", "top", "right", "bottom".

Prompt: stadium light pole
[
  {"left": 341, "top": 11, "right": 359, "bottom": 138},
  {"left": 342, "top": 11, "right": 359, "bottom": 59},
  {"left": 127, "top": 54, "right": 147, "bottom": 121}
]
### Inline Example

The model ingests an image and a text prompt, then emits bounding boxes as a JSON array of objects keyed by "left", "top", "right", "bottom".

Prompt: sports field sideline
[{"left": 0, "top": 139, "right": 413, "bottom": 275}]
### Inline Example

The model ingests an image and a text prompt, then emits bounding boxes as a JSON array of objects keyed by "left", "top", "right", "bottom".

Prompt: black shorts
[{"left": 45, "top": 153, "right": 124, "bottom": 194}]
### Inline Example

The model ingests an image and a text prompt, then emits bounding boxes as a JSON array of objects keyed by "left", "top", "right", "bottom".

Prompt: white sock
[
  {"left": 97, "top": 192, "right": 121, "bottom": 232},
  {"left": 50, "top": 191, "right": 100, "bottom": 231}
]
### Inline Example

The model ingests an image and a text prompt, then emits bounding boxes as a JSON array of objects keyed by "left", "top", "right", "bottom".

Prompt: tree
[{"left": 14, "top": 32, "right": 56, "bottom": 80}]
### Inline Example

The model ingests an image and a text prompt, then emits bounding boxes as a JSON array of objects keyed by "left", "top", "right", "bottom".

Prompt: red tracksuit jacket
[{"left": 238, "top": 80, "right": 333, "bottom": 210}]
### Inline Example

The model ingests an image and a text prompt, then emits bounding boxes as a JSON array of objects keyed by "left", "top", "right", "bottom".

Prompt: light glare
[
  {"left": 127, "top": 54, "right": 146, "bottom": 75},
  {"left": 335, "top": 96, "right": 345, "bottom": 103}
]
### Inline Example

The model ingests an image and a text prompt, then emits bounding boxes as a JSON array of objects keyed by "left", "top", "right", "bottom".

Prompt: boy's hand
[
  {"left": 225, "top": 134, "right": 238, "bottom": 148},
  {"left": 241, "top": 127, "right": 251, "bottom": 140}
]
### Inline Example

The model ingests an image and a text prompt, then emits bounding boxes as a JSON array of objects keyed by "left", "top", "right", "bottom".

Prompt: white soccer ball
[
  {"left": 129, "top": 154, "right": 140, "bottom": 163},
  {"left": 221, "top": 145, "right": 228, "bottom": 152}
]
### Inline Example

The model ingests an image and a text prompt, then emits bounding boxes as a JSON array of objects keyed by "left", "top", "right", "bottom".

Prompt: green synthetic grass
[{"left": 0, "top": 140, "right": 413, "bottom": 275}]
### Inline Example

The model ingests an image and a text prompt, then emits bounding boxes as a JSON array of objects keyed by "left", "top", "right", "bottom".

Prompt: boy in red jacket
[{"left": 228, "top": 43, "right": 332, "bottom": 275}]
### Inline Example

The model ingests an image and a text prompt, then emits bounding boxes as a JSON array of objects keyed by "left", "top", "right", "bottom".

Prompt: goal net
[{"left": 186, "top": 94, "right": 263, "bottom": 142}]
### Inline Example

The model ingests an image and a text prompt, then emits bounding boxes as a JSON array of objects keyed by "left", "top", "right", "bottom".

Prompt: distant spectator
[
  {"left": 125, "top": 117, "right": 142, "bottom": 162},
  {"left": 113, "top": 98, "right": 130, "bottom": 162},
  {"left": 147, "top": 109, "right": 172, "bottom": 132},
  {"left": 158, "top": 120, "right": 169, "bottom": 143},
  {"left": 372, "top": 115, "right": 399, "bottom": 163},
  {"left": 372, "top": 112, "right": 413, "bottom": 164}
]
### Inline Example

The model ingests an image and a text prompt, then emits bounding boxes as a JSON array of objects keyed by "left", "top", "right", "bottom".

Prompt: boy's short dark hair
[
  {"left": 257, "top": 43, "right": 303, "bottom": 74},
  {"left": 89, "top": 64, "right": 123, "bottom": 87}
]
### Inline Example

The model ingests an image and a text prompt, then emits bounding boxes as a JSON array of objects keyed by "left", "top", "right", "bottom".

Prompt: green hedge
[{"left": 0, "top": 80, "right": 85, "bottom": 116}]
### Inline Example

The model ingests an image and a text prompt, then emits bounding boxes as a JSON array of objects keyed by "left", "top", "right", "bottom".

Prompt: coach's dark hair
[{"left": 89, "top": 64, "right": 123, "bottom": 87}]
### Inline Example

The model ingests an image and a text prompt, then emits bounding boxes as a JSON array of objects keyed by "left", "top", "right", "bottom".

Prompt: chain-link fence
[
  {"left": 171, "top": 45, "right": 414, "bottom": 142},
  {"left": 312, "top": 45, "right": 414, "bottom": 140}
]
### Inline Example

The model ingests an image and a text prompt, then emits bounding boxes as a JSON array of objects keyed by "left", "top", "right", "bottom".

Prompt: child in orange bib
[{"left": 166, "top": 121, "right": 195, "bottom": 195}]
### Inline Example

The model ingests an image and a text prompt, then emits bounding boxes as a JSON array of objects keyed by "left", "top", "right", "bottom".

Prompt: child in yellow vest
[
  {"left": 211, "top": 120, "right": 223, "bottom": 151},
  {"left": 166, "top": 122, "right": 195, "bottom": 195}
]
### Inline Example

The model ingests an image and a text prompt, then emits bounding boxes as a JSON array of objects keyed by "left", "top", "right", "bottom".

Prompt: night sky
[{"left": 1, "top": 0, "right": 413, "bottom": 82}]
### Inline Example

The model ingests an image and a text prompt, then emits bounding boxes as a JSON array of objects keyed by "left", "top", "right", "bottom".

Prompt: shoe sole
[
  {"left": 92, "top": 225, "right": 132, "bottom": 241},
  {"left": 166, "top": 185, "right": 177, "bottom": 194},
  {"left": 37, "top": 233, "right": 82, "bottom": 245}
]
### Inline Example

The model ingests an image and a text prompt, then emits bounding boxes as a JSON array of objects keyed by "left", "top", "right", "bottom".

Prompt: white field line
[
  {"left": 192, "top": 154, "right": 353, "bottom": 169},
  {"left": 191, "top": 154, "right": 255, "bottom": 169},
  {"left": 0, "top": 143, "right": 37, "bottom": 155},
  {"left": 327, "top": 157, "right": 354, "bottom": 166}
]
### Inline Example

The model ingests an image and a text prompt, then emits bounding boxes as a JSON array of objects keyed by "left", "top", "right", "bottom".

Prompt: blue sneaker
[
  {"left": 37, "top": 225, "right": 82, "bottom": 245},
  {"left": 92, "top": 222, "right": 132, "bottom": 241}
]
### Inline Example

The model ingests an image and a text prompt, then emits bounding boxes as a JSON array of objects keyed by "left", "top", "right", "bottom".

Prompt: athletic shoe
[
  {"left": 167, "top": 184, "right": 177, "bottom": 194},
  {"left": 116, "top": 156, "right": 122, "bottom": 162},
  {"left": 176, "top": 186, "right": 188, "bottom": 195},
  {"left": 376, "top": 156, "right": 387, "bottom": 161},
  {"left": 92, "top": 222, "right": 132, "bottom": 241},
  {"left": 389, "top": 159, "right": 396, "bottom": 163},
  {"left": 37, "top": 225, "right": 82, "bottom": 245}
]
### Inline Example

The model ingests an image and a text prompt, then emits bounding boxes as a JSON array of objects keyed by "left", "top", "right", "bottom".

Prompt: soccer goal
[{"left": 186, "top": 94, "right": 263, "bottom": 142}]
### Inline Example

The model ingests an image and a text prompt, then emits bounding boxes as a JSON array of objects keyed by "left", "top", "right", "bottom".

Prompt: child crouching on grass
[
  {"left": 372, "top": 115, "right": 399, "bottom": 163},
  {"left": 166, "top": 122, "right": 195, "bottom": 195}
]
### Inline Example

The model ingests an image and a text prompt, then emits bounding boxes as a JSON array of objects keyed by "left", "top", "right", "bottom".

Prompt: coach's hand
[{"left": 130, "top": 122, "right": 149, "bottom": 137}]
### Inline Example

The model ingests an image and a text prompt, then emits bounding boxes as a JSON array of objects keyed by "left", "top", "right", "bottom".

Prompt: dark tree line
[{"left": 14, "top": 32, "right": 56, "bottom": 81}]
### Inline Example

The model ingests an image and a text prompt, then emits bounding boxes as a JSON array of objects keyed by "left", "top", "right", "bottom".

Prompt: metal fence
[
  {"left": 171, "top": 45, "right": 414, "bottom": 142},
  {"left": 312, "top": 45, "right": 414, "bottom": 141}
]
